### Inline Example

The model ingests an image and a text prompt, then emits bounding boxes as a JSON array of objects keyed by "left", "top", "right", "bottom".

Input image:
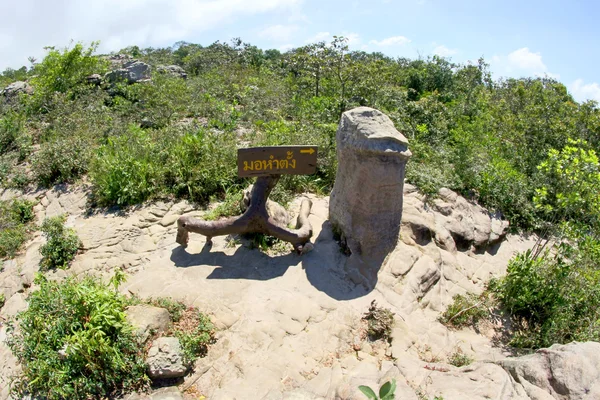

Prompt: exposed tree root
[{"left": 176, "top": 175, "right": 313, "bottom": 253}]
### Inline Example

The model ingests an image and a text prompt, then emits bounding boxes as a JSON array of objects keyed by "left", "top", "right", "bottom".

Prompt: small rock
[{"left": 147, "top": 337, "right": 188, "bottom": 379}]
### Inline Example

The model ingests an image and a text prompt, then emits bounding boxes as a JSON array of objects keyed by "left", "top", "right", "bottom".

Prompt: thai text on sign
[{"left": 237, "top": 146, "right": 318, "bottom": 177}]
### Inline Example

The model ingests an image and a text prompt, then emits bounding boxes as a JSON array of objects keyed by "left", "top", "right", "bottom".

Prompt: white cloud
[
  {"left": 507, "top": 47, "right": 546, "bottom": 73},
  {"left": 433, "top": 45, "right": 457, "bottom": 57},
  {"left": 570, "top": 79, "right": 600, "bottom": 103},
  {"left": 278, "top": 43, "right": 296, "bottom": 52},
  {"left": 305, "top": 31, "right": 331, "bottom": 43},
  {"left": 343, "top": 32, "right": 361, "bottom": 46},
  {"left": 369, "top": 36, "right": 411, "bottom": 47},
  {"left": 259, "top": 24, "right": 298, "bottom": 42},
  {"left": 0, "top": 0, "right": 302, "bottom": 71}
]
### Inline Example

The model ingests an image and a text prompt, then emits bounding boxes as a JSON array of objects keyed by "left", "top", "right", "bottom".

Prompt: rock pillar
[{"left": 329, "top": 107, "right": 411, "bottom": 285}]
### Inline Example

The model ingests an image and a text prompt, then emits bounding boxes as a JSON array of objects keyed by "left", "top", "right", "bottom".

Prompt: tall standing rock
[{"left": 330, "top": 107, "right": 411, "bottom": 286}]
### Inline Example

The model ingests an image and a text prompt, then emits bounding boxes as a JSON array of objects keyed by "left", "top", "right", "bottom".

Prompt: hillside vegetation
[{"left": 1, "top": 38, "right": 600, "bottom": 349}]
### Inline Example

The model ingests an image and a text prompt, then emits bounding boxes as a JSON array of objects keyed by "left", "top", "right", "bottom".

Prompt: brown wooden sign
[{"left": 237, "top": 146, "right": 318, "bottom": 177}]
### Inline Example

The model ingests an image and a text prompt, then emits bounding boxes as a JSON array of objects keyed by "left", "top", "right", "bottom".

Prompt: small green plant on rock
[
  {"left": 174, "top": 309, "right": 215, "bottom": 363},
  {"left": 447, "top": 346, "right": 473, "bottom": 367},
  {"left": 359, "top": 379, "right": 396, "bottom": 400},
  {"left": 39, "top": 214, "right": 81, "bottom": 270},
  {"left": 362, "top": 300, "right": 395, "bottom": 341}
]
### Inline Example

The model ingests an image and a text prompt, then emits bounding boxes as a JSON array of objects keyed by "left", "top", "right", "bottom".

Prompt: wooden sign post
[
  {"left": 237, "top": 146, "right": 318, "bottom": 177},
  {"left": 176, "top": 146, "right": 317, "bottom": 254}
]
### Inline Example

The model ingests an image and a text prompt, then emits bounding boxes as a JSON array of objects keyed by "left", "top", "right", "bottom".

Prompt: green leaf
[
  {"left": 358, "top": 385, "right": 378, "bottom": 400},
  {"left": 379, "top": 379, "right": 396, "bottom": 399}
]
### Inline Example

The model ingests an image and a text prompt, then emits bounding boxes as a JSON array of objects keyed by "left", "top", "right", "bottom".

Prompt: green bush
[
  {"left": 90, "top": 125, "right": 160, "bottom": 205},
  {"left": 439, "top": 292, "right": 492, "bottom": 329},
  {"left": 492, "top": 243, "right": 600, "bottom": 348},
  {"left": 0, "top": 198, "right": 35, "bottom": 259},
  {"left": 32, "top": 135, "right": 92, "bottom": 186},
  {"left": 6, "top": 274, "right": 148, "bottom": 399},
  {"left": 28, "top": 42, "right": 108, "bottom": 111},
  {"left": 39, "top": 215, "right": 80, "bottom": 270}
]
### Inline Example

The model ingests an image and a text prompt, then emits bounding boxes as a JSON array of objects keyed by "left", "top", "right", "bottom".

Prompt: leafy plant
[
  {"left": 6, "top": 273, "right": 148, "bottom": 399},
  {"left": 39, "top": 214, "right": 81, "bottom": 270},
  {"left": 359, "top": 379, "right": 396, "bottom": 400}
]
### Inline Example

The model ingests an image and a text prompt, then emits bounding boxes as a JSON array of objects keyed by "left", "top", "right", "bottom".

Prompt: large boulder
[
  {"left": 147, "top": 337, "right": 188, "bottom": 379},
  {"left": 329, "top": 107, "right": 411, "bottom": 285},
  {"left": 1, "top": 81, "right": 34, "bottom": 99},
  {"left": 105, "top": 60, "right": 151, "bottom": 84},
  {"left": 499, "top": 342, "right": 600, "bottom": 399}
]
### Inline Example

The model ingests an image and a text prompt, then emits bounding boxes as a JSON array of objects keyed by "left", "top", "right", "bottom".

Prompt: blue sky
[{"left": 1, "top": 0, "right": 598, "bottom": 102}]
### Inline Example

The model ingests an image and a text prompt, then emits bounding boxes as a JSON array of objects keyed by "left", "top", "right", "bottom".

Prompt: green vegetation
[
  {"left": 439, "top": 292, "right": 492, "bottom": 329},
  {"left": 359, "top": 379, "right": 396, "bottom": 400},
  {"left": 0, "top": 198, "right": 35, "bottom": 259},
  {"left": 39, "top": 214, "right": 81, "bottom": 270},
  {"left": 6, "top": 274, "right": 148, "bottom": 399},
  {"left": 126, "top": 295, "right": 215, "bottom": 363},
  {"left": 173, "top": 309, "right": 214, "bottom": 363},
  {"left": 2, "top": 37, "right": 600, "bottom": 350},
  {"left": 447, "top": 347, "right": 473, "bottom": 367}
]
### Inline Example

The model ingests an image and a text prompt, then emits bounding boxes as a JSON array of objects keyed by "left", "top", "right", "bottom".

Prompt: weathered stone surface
[
  {"left": 0, "top": 183, "right": 550, "bottom": 400},
  {"left": 330, "top": 107, "right": 411, "bottom": 285},
  {"left": 147, "top": 337, "right": 188, "bottom": 379},
  {"left": 156, "top": 65, "right": 187, "bottom": 79},
  {"left": 499, "top": 342, "right": 600, "bottom": 399},
  {"left": 125, "top": 305, "right": 171, "bottom": 342},
  {"left": 105, "top": 60, "right": 151, "bottom": 84},
  {"left": 1, "top": 81, "right": 34, "bottom": 99}
]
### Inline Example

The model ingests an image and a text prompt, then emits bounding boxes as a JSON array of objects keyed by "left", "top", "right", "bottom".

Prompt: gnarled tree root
[{"left": 176, "top": 175, "right": 314, "bottom": 253}]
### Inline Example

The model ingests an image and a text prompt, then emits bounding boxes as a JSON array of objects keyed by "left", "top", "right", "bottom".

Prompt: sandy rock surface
[{"left": 1, "top": 184, "right": 592, "bottom": 400}]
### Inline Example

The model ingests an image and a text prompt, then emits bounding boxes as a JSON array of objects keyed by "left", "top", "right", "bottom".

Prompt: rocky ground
[{"left": 1, "top": 183, "right": 598, "bottom": 400}]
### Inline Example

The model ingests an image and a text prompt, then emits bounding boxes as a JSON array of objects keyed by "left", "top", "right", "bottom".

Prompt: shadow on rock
[
  {"left": 302, "top": 221, "right": 375, "bottom": 300},
  {"left": 169, "top": 221, "right": 375, "bottom": 301},
  {"left": 170, "top": 242, "right": 298, "bottom": 281}
]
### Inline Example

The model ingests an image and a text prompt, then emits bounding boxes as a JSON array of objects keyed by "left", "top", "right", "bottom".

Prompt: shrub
[
  {"left": 0, "top": 198, "right": 35, "bottom": 259},
  {"left": 492, "top": 243, "right": 600, "bottom": 348},
  {"left": 439, "top": 292, "right": 491, "bottom": 329},
  {"left": 6, "top": 274, "right": 148, "bottom": 399},
  {"left": 90, "top": 125, "right": 160, "bottom": 206},
  {"left": 32, "top": 135, "right": 92, "bottom": 186},
  {"left": 39, "top": 215, "right": 80, "bottom": 270},
  {"left": 29, "top": 42, "right": 108, "bottom": 111},
  {"left": 362, "top": 300, "right": 395, "bottom": 341}
]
